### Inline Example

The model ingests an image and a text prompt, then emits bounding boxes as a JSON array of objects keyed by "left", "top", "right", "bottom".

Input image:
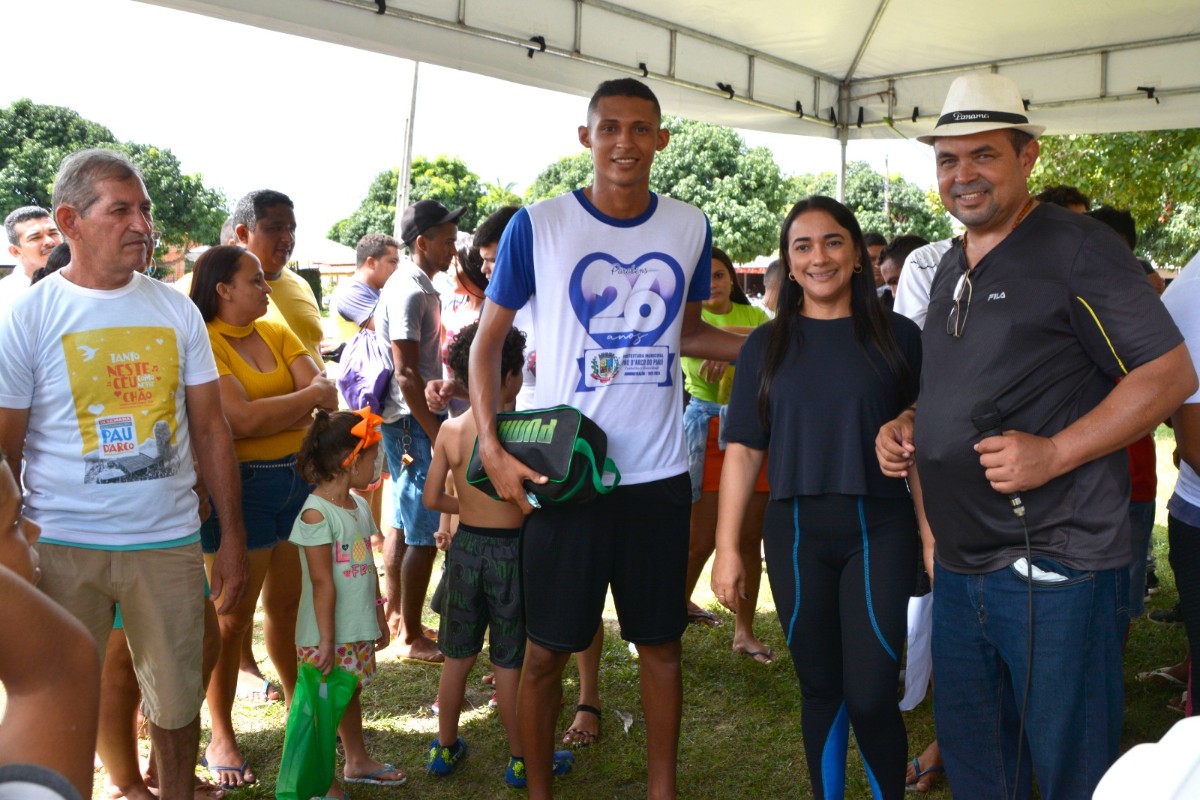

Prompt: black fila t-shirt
[{"left": 916, "top": 203, "right": 1182, "bottom": 573}]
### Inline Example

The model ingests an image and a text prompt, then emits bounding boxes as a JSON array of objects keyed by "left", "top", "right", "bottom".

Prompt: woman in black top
[{"left": 712, "top": 196, "right": 926, "bottom": 799}]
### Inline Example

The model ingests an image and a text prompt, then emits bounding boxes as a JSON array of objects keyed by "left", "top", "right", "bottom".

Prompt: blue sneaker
[
  {"left": 426, "top": 737, "right": 467, "bottom": 776},
  {"left": 505, "top": 750, "right": 575, "bottom": 789}
]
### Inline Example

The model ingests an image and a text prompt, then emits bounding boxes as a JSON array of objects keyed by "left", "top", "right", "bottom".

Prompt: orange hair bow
[{"left": 341, "top": 407, "right": 384, "bottom": 468}]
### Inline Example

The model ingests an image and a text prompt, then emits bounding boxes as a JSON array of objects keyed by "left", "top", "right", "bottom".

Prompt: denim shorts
[
  {"left": 380, "top": 415, "right": 442, "bottom": 547},
  {"left": 200, "top": 456, "right": 309, "bottom": 553},
  {"left": 683, "top": 398, "right": 722, "bottom": 502}
]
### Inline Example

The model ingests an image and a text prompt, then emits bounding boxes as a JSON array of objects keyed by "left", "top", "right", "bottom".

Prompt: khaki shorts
[{"left": 36, "top": 542, "right": 205, "bottom": 729}]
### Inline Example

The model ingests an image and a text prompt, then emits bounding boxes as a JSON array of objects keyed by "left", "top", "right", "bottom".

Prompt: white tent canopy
[{"left": 139, "top": 0, "right": 1199, "bottom": 141}]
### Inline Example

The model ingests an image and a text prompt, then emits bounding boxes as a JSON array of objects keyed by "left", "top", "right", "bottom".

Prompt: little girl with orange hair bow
[{"left": 290, "top": 408, "right": 407, "bottom": 791}]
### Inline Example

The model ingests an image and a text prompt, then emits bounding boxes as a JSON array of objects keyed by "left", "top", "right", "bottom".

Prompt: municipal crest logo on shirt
[
  {"left": 570, "top": 251, "right": 681, "bottom": 392},
  {"left": 590, "top": 352, "right": 621, "bottom": 383}
]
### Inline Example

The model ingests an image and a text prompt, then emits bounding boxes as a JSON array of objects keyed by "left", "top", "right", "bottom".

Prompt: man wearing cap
[
  {"left": 375, "top": 199, "right": 462, "bottom": 663},
  {"left": 877, "top": 73, "right": 1195, "bottom": 799}
]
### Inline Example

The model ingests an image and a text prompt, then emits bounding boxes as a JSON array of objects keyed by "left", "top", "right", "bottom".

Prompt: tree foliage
[
  {"left": 790, "top": 161, "right": 953, "bottom": 243},
  {"left": 480, "top": 180, "right": 523, "bottom": 219},
  {"left": 1032, "top": 130, "right": 1200, "bottom": 267},
  {"left": 329, "top": 155, "right": 486, "bottom": 246},
  {"left": 0, "top": 98, "right": 227, "bottom": 250},
  {"left": 525, "top": 117, "right": 790, "bottom": 263},
  {"left": 524, "top": 152, "right": 592, "bottom": 204}
]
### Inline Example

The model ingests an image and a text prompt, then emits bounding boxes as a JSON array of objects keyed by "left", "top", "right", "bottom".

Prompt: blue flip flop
[
  {"left": 906, "top": 756, "right": 945, "bottom": 793},
  {"left": 200, "top": 756, "right": 255, "bottom": 786},
  {"left": 343, "top": 763, "right": 407, "bottom": 786}
]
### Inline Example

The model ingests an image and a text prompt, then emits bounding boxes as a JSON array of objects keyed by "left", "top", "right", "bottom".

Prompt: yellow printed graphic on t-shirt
[{"left": 61, "top": 327, "right": 182, "bottom": 484}]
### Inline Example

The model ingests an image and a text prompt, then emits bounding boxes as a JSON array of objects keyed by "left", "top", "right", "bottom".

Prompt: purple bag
[{"left": 336, "top": 326, "right": 392, "bottom": 414}]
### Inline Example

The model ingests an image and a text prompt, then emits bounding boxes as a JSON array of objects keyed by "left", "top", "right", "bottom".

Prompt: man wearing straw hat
[{"left": 877, "top": 73, "right": 1194, "bottom": 799}]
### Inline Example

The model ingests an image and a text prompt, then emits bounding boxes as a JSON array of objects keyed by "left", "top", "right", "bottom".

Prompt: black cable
[{"left": 1011, "top": 513, "right": 1033, "bottom": 800}]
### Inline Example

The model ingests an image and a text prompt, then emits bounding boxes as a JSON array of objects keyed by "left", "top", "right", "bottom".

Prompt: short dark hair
[
  {"left": 473, "top": 206, "right": 521, "bottom": 249},
  {"left": 4, "top": 206, "right": 51, "bottom": 246},
  {"left": 879, "top": 234, "right": 931, "bottom": 269},
  {"left": 1007, "top": 129, "right": 1036, "bottom": 155},
  {"left": 587, "top": 78, "right": 661, "bottom": 122},
  {"left": 189, "top": 245, "right": 248, "bottom": 322},
  {"left": 1036, "top": 184, "right": 1089, "bottom": 210},
  {"left": 863, "top": 231, "right": 887, "bottom": 248},
  {"left": 53, "top": 149, "right": 144, "bottom": 218},
  {"left": 1087, "top": 205, "right": 1137, "bottom": 250},
  {"left": 296, "top": 410, "right": 364, "bottom": 484},
  {"left": 356, "top": 233, "right": 400, "bottom": 267},
  {"left": 231, "top": 190, "right": 293, "bottom": 232},
  {"left": 447, "top": 321, "right": 525, "bottom": 392}
]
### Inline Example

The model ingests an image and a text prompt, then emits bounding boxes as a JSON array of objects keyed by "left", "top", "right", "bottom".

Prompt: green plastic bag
[{"left": 276, "top": 662, "right": 359, "bottom": 800}]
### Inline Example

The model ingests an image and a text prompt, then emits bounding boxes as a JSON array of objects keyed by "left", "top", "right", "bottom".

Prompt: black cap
[{"left": 400, "top": 200, "right": 466, "bottom": 247}]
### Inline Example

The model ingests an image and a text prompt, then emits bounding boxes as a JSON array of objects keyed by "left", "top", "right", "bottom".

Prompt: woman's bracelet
[{"left": 375, "top": 597, "right": 386, "bottom": 607}]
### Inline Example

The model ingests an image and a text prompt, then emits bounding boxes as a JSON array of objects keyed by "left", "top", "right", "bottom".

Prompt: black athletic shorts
[
  {"left": 438, "top": 523, "right": 525, "bottom": 669},
  {"left": 521, "top": 472, "right": 690, "bottom": 652}
]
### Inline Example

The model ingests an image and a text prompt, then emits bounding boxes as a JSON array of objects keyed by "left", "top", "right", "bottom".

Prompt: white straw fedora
[{"left": 916, "top": 73, "right": 1046, "bottom": 144}]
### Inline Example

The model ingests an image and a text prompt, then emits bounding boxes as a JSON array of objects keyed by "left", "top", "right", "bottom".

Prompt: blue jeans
[
  {"left": 932, "top": 559, "right": 1126, "bottom": 800},
  {"left": 683, "top": 398, "right": 722, "bottom": 503},
  {"left": 380, "top": 415, "right": 441, "bottom": 547}
]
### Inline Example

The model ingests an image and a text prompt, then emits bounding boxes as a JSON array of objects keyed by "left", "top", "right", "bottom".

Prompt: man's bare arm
[
  {"left": 1172, "top": 403, "right": 1200, "bottom": 474},
  {"left": 185, "top": 380, "right": 248, "bottom": 614},
  {"left": 678, "top": 302, "right": 744, "bottom": 362},
  {"left": 0, "top": 408, "right": 30, "bottom": 484},
  {"left": 876, "top": 408, "right": 917, "bottom": 478},
  {"left": 468, "top": 302, "right": 545, "bottom": 514},
  {"left": 977, "top": 343, "right": 1197, "bottom": 493},
  {"left": 392, "top": 339, "right": 442, "bottom": 442}
]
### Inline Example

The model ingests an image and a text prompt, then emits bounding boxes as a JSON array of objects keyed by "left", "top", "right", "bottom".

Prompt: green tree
[
  {"left": 790, "top": 161, "right": 953, "bottom": 243},
  {"left": 329, "top": 155, "right": 486, "bottom": 246},
  {"left": 479, "top": 180, "right": 522, "bottom": 218},
  {"left": 1033, "top": 130, "right": 1200, "bottom": 267},
  {"left": 0, "top": 98, "right": 228, "bottom": 250},
  {"left": 525, "top": 117, "right": 790, "bottom": 263},
  {"left": 524, "top": 152, "right": 592, "bottom": 203},
  {"left": 328, "top": 168, "right": 398, "bottom": 247}
]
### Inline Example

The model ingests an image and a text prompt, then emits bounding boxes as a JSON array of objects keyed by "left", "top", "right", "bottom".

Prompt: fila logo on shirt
[{"left": 987, "top": 291, "right": 1007, "bottom": 302}]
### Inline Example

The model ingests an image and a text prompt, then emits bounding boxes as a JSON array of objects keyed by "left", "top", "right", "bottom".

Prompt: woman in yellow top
[
  {"left": 189, "top": 245, "right": 339, "bottom": 787},
  {"left": 680, "top": 246, "right": 774, "bottom": 663}
]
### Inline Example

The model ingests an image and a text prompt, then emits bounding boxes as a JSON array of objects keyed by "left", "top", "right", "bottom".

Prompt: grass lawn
[{"left": 88, "top": 425, "right": 1189, "bottom": 798}]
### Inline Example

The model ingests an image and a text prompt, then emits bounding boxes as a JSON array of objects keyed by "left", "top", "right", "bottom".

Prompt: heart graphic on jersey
[{"left": 569, "top": 251, "right": 685, "bottom": 349}]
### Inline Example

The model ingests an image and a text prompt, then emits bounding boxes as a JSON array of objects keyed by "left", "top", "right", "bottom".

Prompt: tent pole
[
  {"left": 394, "top": 60, "right": 420, "bottom": 238},
  {"left": 836, "top": 89, "right": 850, "bottom": 202}
]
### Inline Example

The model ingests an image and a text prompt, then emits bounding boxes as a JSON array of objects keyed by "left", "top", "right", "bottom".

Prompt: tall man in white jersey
[{"left": 469, "top": 79, "right": 741, "bottom": 800}]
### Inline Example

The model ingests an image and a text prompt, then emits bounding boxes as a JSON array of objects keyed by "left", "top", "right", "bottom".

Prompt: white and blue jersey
[{"left": 486, "top": 189, "right": 712, "bottom": 485}]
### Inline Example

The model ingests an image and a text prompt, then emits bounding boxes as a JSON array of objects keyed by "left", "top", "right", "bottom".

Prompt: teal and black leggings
[{"left": 763, "top": 494, "right": 917, "bottom": 800}]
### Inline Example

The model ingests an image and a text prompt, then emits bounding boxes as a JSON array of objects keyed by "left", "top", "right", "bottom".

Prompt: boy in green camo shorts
[{"left": 422, "top": 321, "right": 574, "bottom": 788}]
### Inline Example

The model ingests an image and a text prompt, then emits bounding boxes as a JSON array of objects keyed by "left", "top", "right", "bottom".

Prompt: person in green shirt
[{"left": 680, "top": 247, "right": 774, "bottom": 663}]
